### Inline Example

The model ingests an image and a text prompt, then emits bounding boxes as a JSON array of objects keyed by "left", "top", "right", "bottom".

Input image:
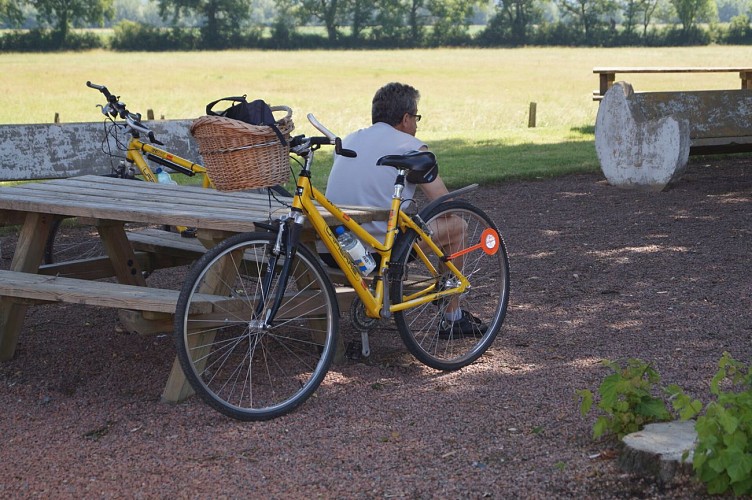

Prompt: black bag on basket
[{"left": 206, "top": 95, "right": 287, "bottom": 146}]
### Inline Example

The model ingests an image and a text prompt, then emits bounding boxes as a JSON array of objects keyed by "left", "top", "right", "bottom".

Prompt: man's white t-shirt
[{"left": 325, "top": 122, "right": 427, "bottom": 249}]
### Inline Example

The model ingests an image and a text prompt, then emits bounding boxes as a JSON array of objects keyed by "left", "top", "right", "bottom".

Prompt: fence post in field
[{"left": 528, "top": 102, "right": 537, "bottom": 128}]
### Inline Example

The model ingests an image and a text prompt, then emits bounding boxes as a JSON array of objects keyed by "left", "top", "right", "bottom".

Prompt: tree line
[{"left": 1, "top": 0, "right": 751, "bottom": 51}]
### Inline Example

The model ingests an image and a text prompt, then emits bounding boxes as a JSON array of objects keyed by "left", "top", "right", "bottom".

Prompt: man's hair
[{"left": 371, "top": 82, "right": 420, "bottom": 126}]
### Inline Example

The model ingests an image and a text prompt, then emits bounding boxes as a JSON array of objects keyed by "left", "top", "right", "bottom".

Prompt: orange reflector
[
  {"left": 481, "top": 228, "right": 500, "bottom": 255},
  {"left": 447, "top": 228, "right": 500, "bottom": 260}
]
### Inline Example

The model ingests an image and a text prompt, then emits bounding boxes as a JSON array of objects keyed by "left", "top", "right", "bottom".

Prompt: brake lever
[
  {"left": 335, "top": 137, "right": 357, "bottom": 158},
  {"left": 148, "top": 131, "right": 164, "bottom": 146}
]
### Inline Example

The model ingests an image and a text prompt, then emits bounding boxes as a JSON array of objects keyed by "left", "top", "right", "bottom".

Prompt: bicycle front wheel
[
  {"left": 44, "top": 219, "right": 105, "bottom": 265},
  {"left": 391, "top": 200, "right": 510, "bottom": 371},
  {"left": 174, "top": 232, "right": 339, "bottom": 421}
]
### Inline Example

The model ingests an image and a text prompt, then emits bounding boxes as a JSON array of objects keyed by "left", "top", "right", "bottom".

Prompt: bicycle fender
[{"left": 418, "top": 184, "right": 479, "bottom": 219}]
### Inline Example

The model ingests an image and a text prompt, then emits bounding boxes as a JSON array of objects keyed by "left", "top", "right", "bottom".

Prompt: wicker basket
[{"left": 190, "top": 106, "right": 294, "bottom": 191}]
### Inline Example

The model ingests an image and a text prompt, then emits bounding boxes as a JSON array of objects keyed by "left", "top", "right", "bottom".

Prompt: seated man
[{"left": 323, "top": 82, "right": 486, "bottom": 337}]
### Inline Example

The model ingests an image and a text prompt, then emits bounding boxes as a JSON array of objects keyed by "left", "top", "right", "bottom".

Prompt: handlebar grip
[
  {"left": 86, "top": 80, "right": 112, "bottom": 100},
  {"left": 335, "top": 138, "right": 357, "bottom": 158},
  {"left": 307, "top": 113, "right": 336, "bottom": 141}
]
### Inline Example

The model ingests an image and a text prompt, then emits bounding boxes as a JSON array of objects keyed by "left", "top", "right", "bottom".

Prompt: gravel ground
[{"left": 1, "top": 157, "right": 750, "bottom": 498}]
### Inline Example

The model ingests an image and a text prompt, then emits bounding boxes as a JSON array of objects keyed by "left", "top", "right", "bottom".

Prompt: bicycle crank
[{"left": 350, "top": 297, "right": 380, "bottom": 358}]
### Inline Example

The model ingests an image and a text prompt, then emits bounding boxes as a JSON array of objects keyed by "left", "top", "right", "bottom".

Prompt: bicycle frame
[
  {"left": 126, "top": 137, "right": 212, "bottom": 189},
  {"left": 289, "top": 171, "right": 470, "bottom": 321}
]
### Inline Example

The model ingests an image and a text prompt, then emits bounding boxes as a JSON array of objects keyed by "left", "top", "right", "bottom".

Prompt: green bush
[
  {"left": 722, "top": 15, "right": 752, "bottom": 44},
  {"left": 110, "top": 21, "right": 200, "bottom": 51},
  {"left": 577, "top": 358, "right": 672, "bottom": 440},
  {"left": 580, "top": 354, "right": 752, "bottom": 496},
  {"left": 0, "top": 29, "right": 103, "bottom": 51},
  {"left": 673, "top": 353, "right": 752, "bottom": 496}
]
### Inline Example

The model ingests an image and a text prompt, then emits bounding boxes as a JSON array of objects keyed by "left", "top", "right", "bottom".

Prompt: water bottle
[
  {"left": 334, "top": 226, "right": 376, "bottom": 275},
  {"left": 156, "top": 167, "right": 176, "bottom": 185}
]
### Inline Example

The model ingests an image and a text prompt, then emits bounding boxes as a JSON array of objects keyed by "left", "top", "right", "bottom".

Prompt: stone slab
[{"left": 0, "top": 119, "right": 200, "bottom": 181}]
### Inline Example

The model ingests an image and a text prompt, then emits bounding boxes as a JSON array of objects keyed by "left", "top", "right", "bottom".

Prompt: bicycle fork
[{"left": 254, "top": 213, "right": 304, "bottom": 327}]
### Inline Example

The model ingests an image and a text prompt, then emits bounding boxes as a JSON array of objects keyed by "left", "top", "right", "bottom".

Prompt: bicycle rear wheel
[
  {"left": 174, "top": 232, "right": 339, "bottom": 421},
  {"left": 391, "top": 200, "right": 510, "bottom": 371}
]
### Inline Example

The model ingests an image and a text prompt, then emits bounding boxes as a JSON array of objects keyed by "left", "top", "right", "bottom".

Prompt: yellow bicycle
[
  {"left": 174, "top": 114, "right": 510, "bottom": 421},
  {"left": 44, "top": 82, "right": 212, "bottom": 263}
]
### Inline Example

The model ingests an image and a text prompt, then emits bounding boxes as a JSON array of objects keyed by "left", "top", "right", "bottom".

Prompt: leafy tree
[
  {"left": 157, "top": 0, "right": 249, "bottom": 48},
  {"left": 427, "top": 0, "right": 477, "bottom": 44},
  {"left": 724, "top": 13, "right": 751, "bottom": 42},
  {"left": 669, "top": 0, "right": 715, "bottom": 35},
  {"left": 301, "top": 0, "right": 347, "bottom": 42},
  {"left": 349, "top": 0, "right": 370, "bottom": 41},
  {"left": 640, "top": 0, "right": 660, "bottom": 37},
  {"left": 0, "top": 0, "right": 23, "bottom": 27},
  {"left": 556, "top": 0, "right": 616, "bottom": 42},
  {"left": 482, "top": 0, "right": 543, "bottom": 44},
  {"left": 405, "top": 0, "right": 426, "bottom": 43},
  {"left": 27, "top": 0, "right": 113, "bottom": 42},
  {"left": 371, "top": 0, "right": 411, "bottom": 43}
]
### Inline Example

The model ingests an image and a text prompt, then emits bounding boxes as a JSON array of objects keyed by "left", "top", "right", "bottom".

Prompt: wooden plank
[
  {"left": 592, "top": 67, "right": 752, "bottom": 100},
  {"left": 38, "top": 255, "right": 116, "bottom": 280},
  {"left": 56, "top": 176, "right": 385, "bottom": 221},
  {"left": 0, "top": 269, "right": 211, "bottom": 314},
  {"left": 0, "top": 177, "right": 388, "bottom": 232},
  {"left": 593, "top": 66, "right": 752, "bottom": 74},
  {"left": 127, "top": 228, "right": 207, "bottom": 257}
]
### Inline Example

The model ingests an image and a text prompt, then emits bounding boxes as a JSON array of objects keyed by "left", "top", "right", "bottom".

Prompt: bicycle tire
[
  {"left": 44, "top": 218, "right": 105, "bottom": 265},
  {"left": 174, "top": 232, "right": 340, "bottom": 421},
  {"left": 390, "top": 200, "right": 510, "bottom": 371}
]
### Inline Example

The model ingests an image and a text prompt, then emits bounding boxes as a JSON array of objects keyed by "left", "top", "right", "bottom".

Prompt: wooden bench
[
  {"left": 0, "top": 269, "right": 212, "bottom": 312},
  {"left": 594, "top": 81, "right": 752, "bottom": 190},
  {"left": 593, "top": 66, "right": 752, "bottom": 101},
  {"left": 0, "top": 177, "right": 383, "bottom": 405}
]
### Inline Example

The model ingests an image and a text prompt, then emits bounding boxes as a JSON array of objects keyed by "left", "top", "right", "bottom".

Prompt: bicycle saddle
[{"left": 377, "top": 150, "right": 438, "bottom": 184}]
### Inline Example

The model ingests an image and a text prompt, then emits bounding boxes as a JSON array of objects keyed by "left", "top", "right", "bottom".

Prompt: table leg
[
  {"left": 0, "top": 213, "right": 54, "bottom": 360},
  {"left": 161, "top": 230, "right": 232, "bottom": 403},
  {"left": 741, "top": 71, "right": 752, "bottom": 90},
  {"left": 98, "top": 221, "right": 146, "bottom": 287}
]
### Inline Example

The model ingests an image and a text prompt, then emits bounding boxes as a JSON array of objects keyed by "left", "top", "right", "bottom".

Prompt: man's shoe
[{"left": 438, "top": 310, "right": 488, "bottom": 338}]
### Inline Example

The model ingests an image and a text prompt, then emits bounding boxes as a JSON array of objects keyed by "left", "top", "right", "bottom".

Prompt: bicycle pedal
[
  {"left": 180, "top": 227, "right": 198, "bottom": 238},
  {"left": 345, "top": 340, "right": 363, "bottom": 360}
]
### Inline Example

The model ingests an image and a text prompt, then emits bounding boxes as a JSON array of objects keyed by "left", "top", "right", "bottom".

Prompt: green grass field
[{"left": 2, "top": 46, "right": 751, "bottom": 187}]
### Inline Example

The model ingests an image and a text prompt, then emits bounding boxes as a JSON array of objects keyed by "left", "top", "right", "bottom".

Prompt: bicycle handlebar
[
  {"left": 302, "top": 113, "right": 357, "bottom": 158},
  {"left": 86, "top": 81, "right": 164, "bottom": 146}
]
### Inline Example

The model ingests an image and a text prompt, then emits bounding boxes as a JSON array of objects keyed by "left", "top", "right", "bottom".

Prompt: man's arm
[
  {"left": 419, "top": 175, "right": 450, "bottom": 201},
  {"left": 416, "top": 145, "right": 450, "bottom": 201}
]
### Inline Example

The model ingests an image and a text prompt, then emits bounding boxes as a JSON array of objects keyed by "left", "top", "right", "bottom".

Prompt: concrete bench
[
  {"left": 0, "top": 119, "right": 198, "bottom": 181},
  {"left": 594, "top": 81, "right": 752, "bottom": 190}
]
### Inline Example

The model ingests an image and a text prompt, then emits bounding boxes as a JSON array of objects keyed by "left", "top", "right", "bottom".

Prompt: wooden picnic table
[{"left": 0, "top": 175, "right": 387, "bottom": 402}]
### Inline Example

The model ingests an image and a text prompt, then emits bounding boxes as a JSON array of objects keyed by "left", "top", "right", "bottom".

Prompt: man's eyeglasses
[{"left": 408, "top": 113, "right": 422, "bottom": 122}]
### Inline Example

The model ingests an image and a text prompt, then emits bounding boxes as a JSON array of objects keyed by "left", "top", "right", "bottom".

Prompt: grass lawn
[{"left": 2, "top": 46, "right": 751, "bottom": 187}]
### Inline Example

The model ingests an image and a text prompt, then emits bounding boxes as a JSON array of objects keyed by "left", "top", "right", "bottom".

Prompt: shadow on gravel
[{"left": 0, "top": 156, "right": 749, "bottom": 498}]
